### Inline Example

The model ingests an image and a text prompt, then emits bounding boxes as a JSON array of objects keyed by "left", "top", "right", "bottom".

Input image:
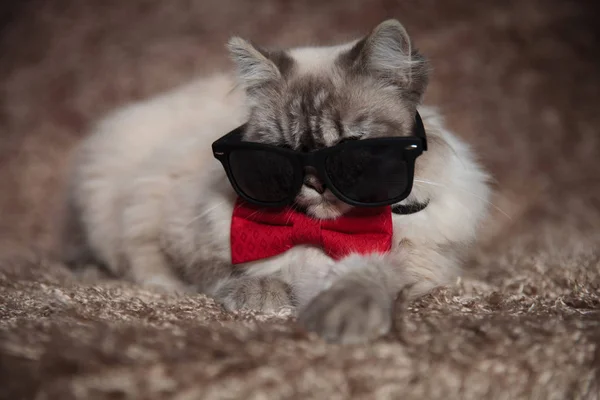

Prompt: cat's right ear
[{"left": 227, "top": 37, "right": 290, "bottom": 96}]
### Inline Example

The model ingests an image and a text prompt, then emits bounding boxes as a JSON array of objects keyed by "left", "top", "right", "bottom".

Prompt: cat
[{"left": 63, "top": 19, "right": 491, "bottom": 344}]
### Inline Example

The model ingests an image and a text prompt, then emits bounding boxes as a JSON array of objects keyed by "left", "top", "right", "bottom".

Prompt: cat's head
[{"left": 228, "top": 19, "right": 430, "bottom": 219}]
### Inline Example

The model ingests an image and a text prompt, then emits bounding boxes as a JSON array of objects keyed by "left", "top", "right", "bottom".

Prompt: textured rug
[{"left": 1, "top": 0, "right": 599, "bottom": 398}]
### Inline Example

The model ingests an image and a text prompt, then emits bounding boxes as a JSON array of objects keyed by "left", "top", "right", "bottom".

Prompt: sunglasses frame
[{"left": 212, "top": 112, "right": 427, "bottom": 208}]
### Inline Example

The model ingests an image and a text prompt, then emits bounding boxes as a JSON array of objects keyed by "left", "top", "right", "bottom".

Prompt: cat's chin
[
  {"left": 295, "top": 187, "right": 353, "bottom": 219},
  {"left": 299, "top": 202, "right": 353, "bottom": 220}
]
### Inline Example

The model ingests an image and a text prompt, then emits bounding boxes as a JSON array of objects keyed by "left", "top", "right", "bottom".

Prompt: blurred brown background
[
  {"left": 0, "top": 1, "right": 599, "bottom": 398},
  {"left": 1, "top": 0, "right": 599, "bottom": 257}
]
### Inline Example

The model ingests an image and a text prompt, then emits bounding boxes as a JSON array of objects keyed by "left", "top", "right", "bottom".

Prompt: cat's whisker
[
  {"left": 413, "top": 179, "right": 512, "bottom": 220},
  {"left": 246, "top": 208, "right": 266, "bottom": 219},
  {"left": 186, "top": 201, "right": 227, "bottom": 226},
  {"left": 284, "top": 206, "right": 296, "bottom": 225}
]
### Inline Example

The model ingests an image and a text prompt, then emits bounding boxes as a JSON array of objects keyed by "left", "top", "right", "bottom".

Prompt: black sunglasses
[{"left": 212, "top": 112, "right": 427, "bottom": 208}]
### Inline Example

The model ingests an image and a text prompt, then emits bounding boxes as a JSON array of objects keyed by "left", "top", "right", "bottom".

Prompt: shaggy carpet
[{"left": 1, "top": 0, "right": 599, "bottom": 398}]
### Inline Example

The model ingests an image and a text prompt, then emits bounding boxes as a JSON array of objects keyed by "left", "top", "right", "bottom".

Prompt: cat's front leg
[
  {"left": 298, "top": 274, "right": 392, "bottom": 344},
  {"left": 298, "top": 248, "right": 457, "bottom": 344},
  {"left": 213, "top": 276, "right": 295, "bottom": 313}
]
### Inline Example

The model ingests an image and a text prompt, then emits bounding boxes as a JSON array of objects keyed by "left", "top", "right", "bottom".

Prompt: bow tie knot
[
  {"left": 291, "top": 218, "right": 322, "bottom": 246},
  {"left": 230, "top": 199, "right": 393, "bottom": 264}
]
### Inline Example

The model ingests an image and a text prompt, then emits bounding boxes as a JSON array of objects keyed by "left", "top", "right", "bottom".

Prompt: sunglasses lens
[
  {"left": 229, "top": 150, "right": 296, "bottom": 203},
  {"left": 325, "top": 145, "right": 409, "bottom": 204}
]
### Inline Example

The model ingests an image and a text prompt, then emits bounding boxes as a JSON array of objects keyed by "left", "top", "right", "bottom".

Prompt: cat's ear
[
  {"left": 347, "top": 19, "right": 429, "bottom": 101},
  {"left": 227, "top": 37, "right": 291, "bottom": 96}
]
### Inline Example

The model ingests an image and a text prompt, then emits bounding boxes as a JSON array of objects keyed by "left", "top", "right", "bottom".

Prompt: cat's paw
[
  {"left": 298, "top": 281, "right": 391, "bottom": 344},
  {"left": 217, "top": 277, "right": 294, "bottom": 313}
]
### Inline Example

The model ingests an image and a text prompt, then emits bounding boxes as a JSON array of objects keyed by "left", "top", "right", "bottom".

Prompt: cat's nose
[
  {"left": 304, "top": 174, "right": 325, "bottom": 194},
  {"left": 303, "top": 167, "right": 325, "bottom": 194}
]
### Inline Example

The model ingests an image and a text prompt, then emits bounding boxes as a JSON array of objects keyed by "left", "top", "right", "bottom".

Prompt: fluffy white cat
[{"left": 63, "top": 20, "right": 491, "bottom": 343}]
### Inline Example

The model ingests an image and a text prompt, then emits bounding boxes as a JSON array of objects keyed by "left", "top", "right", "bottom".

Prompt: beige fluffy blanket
[{"left": 1, "top": 0, "right": 599, "bottom": 398}]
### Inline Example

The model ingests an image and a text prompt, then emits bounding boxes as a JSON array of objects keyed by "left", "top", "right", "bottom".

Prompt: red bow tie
[{"left": 230, "top": 199, "right": 393, "bottom": 264}]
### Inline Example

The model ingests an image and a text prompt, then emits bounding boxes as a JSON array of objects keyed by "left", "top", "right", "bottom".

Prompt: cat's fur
[{"left": 64, "top": 20, "right": 491, "bottom": 343}]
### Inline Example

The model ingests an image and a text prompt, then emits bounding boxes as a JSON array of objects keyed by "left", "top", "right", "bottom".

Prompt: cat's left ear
[
  {"left": 344, "top": 19, "right": 430, "bottom": 102},
  {"left": 227, "top": 37, "right": 292, "bottom": 97}
]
